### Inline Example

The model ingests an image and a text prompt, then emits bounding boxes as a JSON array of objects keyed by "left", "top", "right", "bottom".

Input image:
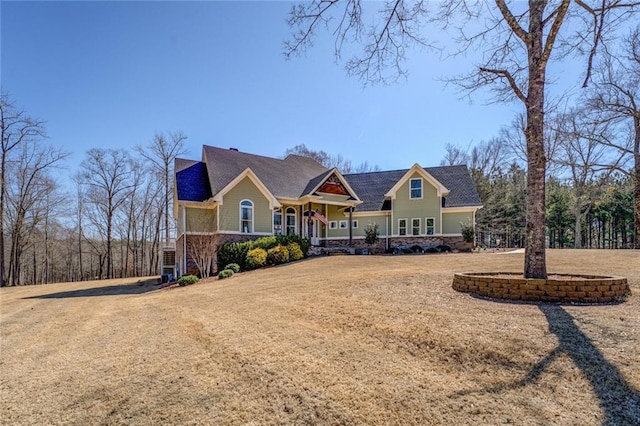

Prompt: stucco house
[{"left": 174, "top": 145, "right": 482, "bottom": 274}]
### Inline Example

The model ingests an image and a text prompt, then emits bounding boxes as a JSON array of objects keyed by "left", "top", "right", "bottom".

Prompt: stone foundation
[{"left": 452, "top": 272, "right": 631, "bottom": 304}]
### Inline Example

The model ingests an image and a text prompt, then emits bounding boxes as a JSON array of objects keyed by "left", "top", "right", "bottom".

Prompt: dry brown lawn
[{"left": 1, "top": 249, "right": 639, "bottom": 425}]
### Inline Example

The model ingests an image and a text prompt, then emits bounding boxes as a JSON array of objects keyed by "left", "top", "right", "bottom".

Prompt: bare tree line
[{"left": 0, "top": 93, "right": 186, "bottom": 286}]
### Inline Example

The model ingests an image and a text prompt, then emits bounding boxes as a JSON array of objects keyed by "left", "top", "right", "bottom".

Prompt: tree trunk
[
  {"left": 523, "top": 1, "right": 547, "bottom": 278},
  {"left": 634, "top": 122, "right": 640, "bottom": 249}
]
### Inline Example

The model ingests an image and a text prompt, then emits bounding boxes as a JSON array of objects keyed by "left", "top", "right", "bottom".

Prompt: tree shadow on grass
[
  {"left": 23, "top": 279, "right": 161, "bottom": 299},
  {"left": 452, "top": 305, "right": 640, "bottom": 425}
]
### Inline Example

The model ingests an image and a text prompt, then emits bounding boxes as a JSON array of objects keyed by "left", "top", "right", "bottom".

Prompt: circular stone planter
[{"left": 452, "top": 272, "right": 631, "bottom": 304}]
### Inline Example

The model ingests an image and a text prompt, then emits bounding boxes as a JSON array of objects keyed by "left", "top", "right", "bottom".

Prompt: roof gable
[
  {"left": 304, "top": 168, "right": 361, "bottom": 201},
  {"left": 384, "top": 164, "right": 450, "bottom": 199},
  {"left": 212, "top": 168, "right": 281, "bottom": 209}
]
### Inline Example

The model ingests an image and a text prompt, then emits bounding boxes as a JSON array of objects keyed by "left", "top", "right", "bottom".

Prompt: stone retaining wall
[{"left": 452, "top": 272, "right": 630, "bottom": 303}]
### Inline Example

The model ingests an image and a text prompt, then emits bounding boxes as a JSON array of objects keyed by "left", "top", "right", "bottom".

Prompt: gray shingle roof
[
  {"left": 344, "top": 164, "right": 481, "bottom": 212},
  {"left": 201, "top": 145, "right": 328, "bottom": 198},
  {"left": 176, "top": 146, "right": 481, "bottom": 211}
]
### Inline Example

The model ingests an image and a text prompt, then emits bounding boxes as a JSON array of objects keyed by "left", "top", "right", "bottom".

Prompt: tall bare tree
[
  {"left": 587, "top": 26, "right": 640, "bottom": 247},
  {"left": 135, "top": 131, "right": 187, "bottom": 244},
  {"left": 286, "top": 1, "right": 639, "bottom": 277},
  {"left": 0, "top": 94, "right": 47, "bottom": 286},
  {"left": 80, "top": 148, "right": 134, "bottom": 279},
  {"left": 285, "top": 144, "right": 380, "bottom": 173}
]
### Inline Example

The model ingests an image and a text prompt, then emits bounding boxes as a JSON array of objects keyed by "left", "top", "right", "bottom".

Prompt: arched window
[
  {"left": 273, "top": 208, "right": 283, "bottom": 235},
  {"left": 285, "top": 207, "right": 296, "bottom": 236},
  {"left": 240, "top": 200, "right": 253, "bottom": 233}
]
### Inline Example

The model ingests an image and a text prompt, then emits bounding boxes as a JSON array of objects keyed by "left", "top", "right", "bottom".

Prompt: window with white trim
[
  {"left": 352, "top": 220, "right": 358, "bottom": 229},
  {"left": 240, "top": 200, "right": 253, "bottom": 233},
  {"left": 339, "top": 220, "right": 348, "bottom": 229},
  {"left": 273, "top": 208, "right": 282, "bottom": 235},
  {"left": 285, "top": 207, "right": 296, "bottom": 235},
  {"left": 410, "top": 178, "right": 422, "bottom": 199},
  {"left": 398, "top": 219, "right": 407, "bottom": 236},
  {"left": 329, "top": 221, "right": 338, "bottom": 229},
  {"left": 412, "top": 218, "right": 421, "bottom": 236},
  {"left": 425, "top": 217, "right": 435, "bottom": 235}
]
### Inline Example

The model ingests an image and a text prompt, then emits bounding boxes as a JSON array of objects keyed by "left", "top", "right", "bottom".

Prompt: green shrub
[
  {"left": 246, "top": 247, "right": 268, "bottom": 269},
  {"left": 286, "top": 242, "right": 304, "bottom": 261},
  {"left": 275, "top": 235, "right": 310, "bottom": 257},
  {"left": 460, "top": 221, "right": 475, "bottom": 243},
  {"left": 218, "top": 269, "right": 234, "bottom": 279},
  {"left": 177, "top": 275, "right": 199, "bottom": 286},
  {"left": 217, "top": 240, "right": 253, "bottom": 271},
  {"left": 268, "top": 245, "right": 290, "bottom": 265},
  {"left": 224, "top": 263, "right": 241, "bottom": 273},
  {"left": 252, "top": 236, "right": 278, "bottom": 250}
]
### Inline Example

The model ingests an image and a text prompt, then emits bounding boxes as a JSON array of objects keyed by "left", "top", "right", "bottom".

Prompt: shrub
[
  {"left": 267, "top": 245, "right": 289, "bottom": 265},
  {"left": 217, "top": 240, "right": 253, "bottom": 271},
  {"left": 246, "top": 247, "right": 268, "bottom": 269},
  {"left": 218, "top": 269, "right": 234, "bottom": 279},
  {"left": 177, "top": 275, "right": 199, "bottom": 286},
  {"left": 224, "top": 263, "right": 241, "bottom": 273},
  {"left": 276, "top": 235, "right": 310, "bottom": 257},
  {"left": 364, "top": 222, "right": 379, "bottom": 245},
  {"left": 286, "top": 242, "right": 304, "bottom": 261},
  {"left": 252, "top": 236, "right": 278, "bottom": 250},
  {"left": 460, "top": 221, "right": 475, "bottom": 244}
]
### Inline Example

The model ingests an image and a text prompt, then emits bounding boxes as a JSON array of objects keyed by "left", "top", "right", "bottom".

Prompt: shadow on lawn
[
  {"left": 23, "top": 279, "right": 161, "bottom": 299},
  {"left": 453, "top": 305, "right": 640, "bottom": 425}
]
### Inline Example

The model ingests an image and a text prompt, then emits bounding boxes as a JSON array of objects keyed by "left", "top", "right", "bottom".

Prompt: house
[{"left": 174, "top": 145, "right": 482, "bottom": 274}]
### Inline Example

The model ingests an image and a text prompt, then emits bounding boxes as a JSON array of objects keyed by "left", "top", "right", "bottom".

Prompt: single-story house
[{"left": 174, "top": 145, "right": 482, "bottom": 274}]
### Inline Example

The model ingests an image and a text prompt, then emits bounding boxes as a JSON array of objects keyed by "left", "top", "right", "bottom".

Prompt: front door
[{"left": 311, "top": 220, "right": 320, "bottom": 246}]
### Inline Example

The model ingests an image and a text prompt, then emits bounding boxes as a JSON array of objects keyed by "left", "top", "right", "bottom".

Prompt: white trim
[
  {"left": 307, "top": 168, "right": 362, "bottom": 202},
  {"left": 213, "top": 168, "right": 281, "bottom": 209},
  {"left": 285, "top": 206, "right": 297, "bottom": 236},
  {"left": 384, "top": 164, "right": 450, "bottom": 199},
  {"left": 409, "top": 178, "right": 423, "bottom": 200},
  {"left": 411, "top": 218, "right": 421, "bottom": 236},
  {"left": 442, "top": 206, "right": 483, "bottom": 213},
  {"left": 352, "top": 220, "right": 359, "bottom": 229},
  {"left": 425, "top": 217, "right": 435, "bottom": 236},
  {"left": 398, "top": 218, "right": 408, "bottom": 236},
  {"left": 350, "top": 210, "right": 390, "bottom": 218},
  {"left": 441, "top": 233, "right": 463, "bottom": 237},
  {"left": 184, "top": 231, "right": 217, "bottom": 236},
  {"left": 339, "top": 220, "right": 348, "bottom": 229},
  {"left": 321, "top": 236, "right": 366, "bottom": 241},
  {"left": 216, "top": 231, "right": 273, "bottom": 236},
  {"left": 329, "top": 220, "right": 338, "bottom": 229},
  {"left": 239, "top": 199, "right": 254, "bottom": 234}
]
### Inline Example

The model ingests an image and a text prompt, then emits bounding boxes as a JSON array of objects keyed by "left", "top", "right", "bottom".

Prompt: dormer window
[{"left": 410, "top": 178, "right": 422, "bottom": 199}]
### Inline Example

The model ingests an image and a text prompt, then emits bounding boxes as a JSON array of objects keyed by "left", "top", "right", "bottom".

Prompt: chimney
[{"left": 229, "top": 147, "right": 239, "bottom": 152}]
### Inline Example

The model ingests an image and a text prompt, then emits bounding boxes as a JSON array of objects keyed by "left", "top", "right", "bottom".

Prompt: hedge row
[{"left": 217, "top": 235, "right": 310, "bottom": 271}]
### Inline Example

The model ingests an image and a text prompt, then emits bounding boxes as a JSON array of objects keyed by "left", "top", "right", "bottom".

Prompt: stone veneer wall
[
  {"left": 452, "top": 272, "right": 630, "bottom": 303},
  {"left": 323, "top": 236, "right": 467, "bottom": 253}
]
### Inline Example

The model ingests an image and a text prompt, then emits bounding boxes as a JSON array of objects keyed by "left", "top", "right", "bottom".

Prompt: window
[
  {"left": 398, "top": 219, "right": 407, "bottom": 236},
  {"left": 352, "top": 220, "right": 358, "bottom": 229},
  {"left": 329, "top": 221, "right": 338, "bottom": 229},
  {"left": 273, "top": 209, "right": 282, "bottom": 235},
  {"left": 410, "top": 178, "right": 422, "bottom": 199},
  {"left": 285, "top": 207, "right": 296, "bottom": 235},
  {"left": 240, "top": 200, "right": 253, "bottom": 233},
  {"left": 339, "top": 220, "right": 348, "bottom": 229},
  {"left": 412, "top": 218, "right": 421, "bottom": 235},
  {"left": 425, "top": 217, "right": 435, "bottom": 235}
]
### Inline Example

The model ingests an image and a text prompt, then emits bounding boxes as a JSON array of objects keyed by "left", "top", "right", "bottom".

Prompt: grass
[{"left": 1, "top": 249, "right": 639, "bottom": 425}]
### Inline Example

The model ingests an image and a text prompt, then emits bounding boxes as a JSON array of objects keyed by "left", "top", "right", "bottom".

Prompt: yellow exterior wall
[
  {"left": 392, "top": 172, "right": 441, "bottom": 234},
  {"left": 442, "top": 211, "right": 473, "bottom": 235},
  {"left": 185, "top": 207, "right": 216, "bottom": 233},
  {"left": 219, "top": 177, "right": 272, "bottom": 233}
]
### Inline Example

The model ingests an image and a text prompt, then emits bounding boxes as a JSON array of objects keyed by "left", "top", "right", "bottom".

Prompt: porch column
[
  {"left": 308, "top": 202, "right": 313, "bottom": 241},
  {"left": 348, "top": 207, "right": 353, "bottom": 247}
]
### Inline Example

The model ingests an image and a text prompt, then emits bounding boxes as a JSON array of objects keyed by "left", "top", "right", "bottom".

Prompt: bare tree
[
  {"left": 80, "top": 148, "right": 134, "bottom": 279},
  {"left": 286, "top": 1, "right": 639, "bottom": 277},
  {"left": 285, "top": 144, "right": 380, "bottom": 173},
  {"left": 0, "top": 93, "right": 47, "bottom": 286},
  {"left": 135, "top": 131, "right": 187, "bottom": 244},
  {"left": 587, "top": 26, "right": 640, "bottom": 247},
  {"left": 440, "top": 143, "right": 471, "bottom": 166},
  {"left": 186, "top": 234, "right": 217, "bottom": 278}
]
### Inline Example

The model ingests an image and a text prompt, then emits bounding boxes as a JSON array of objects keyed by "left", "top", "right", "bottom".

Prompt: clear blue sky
[{"left": 3, "top": 1, "right": 545, "bottom": 179}]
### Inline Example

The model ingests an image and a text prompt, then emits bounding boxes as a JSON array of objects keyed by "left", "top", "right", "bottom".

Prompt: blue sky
[{"left": 3, "top": 1, "right": 540, "bottom": 178}]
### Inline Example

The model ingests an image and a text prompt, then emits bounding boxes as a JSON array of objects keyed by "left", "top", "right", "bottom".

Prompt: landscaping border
[{"left": 452, "top": 272, "right": 631, "bottom": 303}]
